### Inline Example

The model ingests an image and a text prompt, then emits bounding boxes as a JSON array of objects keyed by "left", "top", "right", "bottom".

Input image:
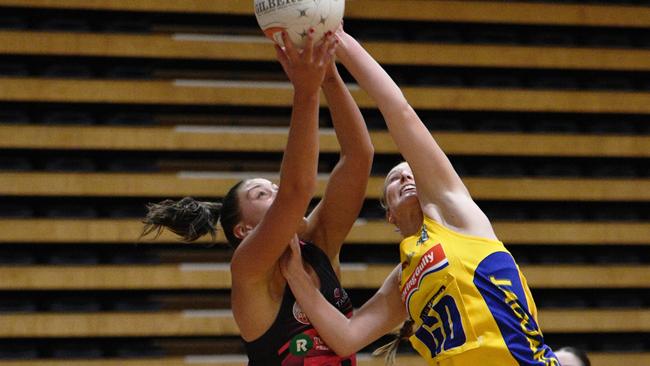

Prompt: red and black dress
[{"left": 243, "top": 241, "right": 356, "bottom": 366}]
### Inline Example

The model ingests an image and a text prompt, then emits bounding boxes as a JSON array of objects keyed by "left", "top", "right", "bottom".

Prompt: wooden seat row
[
  {"left": 1, "top": 219, "right": 648, "bottom": 245},
  {"left": 0, "top": 356, "right": 411, "bottom": 366},
  {"left": 2, "top": 172, "right": 649, "bottom": 201},
  {"left": 1, "top": 308, "right": 649, "bottom": 337},
  {"left": 0, "top": 353, "right": 648, "bottom": 366},
  {"left": 1, "top": 0, "right": 649, "bottom": 27},
  {"left": 2, "top": 125, "right": 649, "bottom": 158},
  {"left": 3, "top": 78, "right": 650, "bottom": 114},
  {"left": 3, "top": 31, "right": 650, "bottom": 71},
  {"left": 0, "top": 264, "right": 648, "bottom": 289}
]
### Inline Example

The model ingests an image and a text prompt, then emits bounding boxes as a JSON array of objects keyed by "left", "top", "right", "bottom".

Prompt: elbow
[
  {"left": 331, "top": 344, "right": 357, "bottom": 358},
  {"left": 360, "top": 144, "right": 375, "bottom": 168},
  {"left": 342, "top": 144, "right": 374, "bottom": 173},
  {"left": 285, "top": 177, "right": 318, "bottom": 202},
  {"left": 328, "top": 328, "right": 362, "bottom": 358},
  {"left": 300, "top": 175, "right": 318, "bottom": 197},
  {"left": 397, "top": 103, "right": 416, "bottom": 121},
  {"left": 382, "top": 101, "right": 417, "bottom": 128}
]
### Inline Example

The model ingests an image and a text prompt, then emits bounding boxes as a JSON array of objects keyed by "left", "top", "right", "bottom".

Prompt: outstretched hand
[{"left": 274, "top": 29, "right": 338, "bottom": 95}]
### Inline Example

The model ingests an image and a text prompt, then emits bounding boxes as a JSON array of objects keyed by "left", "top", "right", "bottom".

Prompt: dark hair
[
  {"left": 372, "top": 318, "right": 414, "bottom": 365},
  {"left": 558, "top": 347, "right": 591, "bottom": 366},
  {"left": 140, "top": 180, "right": 245, "bottom": 248}
]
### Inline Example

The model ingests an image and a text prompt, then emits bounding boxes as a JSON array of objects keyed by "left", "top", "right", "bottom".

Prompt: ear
[
  {"left": 386, "top": 208, "right": 396, "bottom": 226},
  {"left": 233, "top": 223, "right": 253, "bottom": 240}
]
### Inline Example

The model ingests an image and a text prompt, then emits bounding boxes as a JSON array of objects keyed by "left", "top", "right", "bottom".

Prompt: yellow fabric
[{"left": 399, "top": 216, "right": 558, "bottom": 366}]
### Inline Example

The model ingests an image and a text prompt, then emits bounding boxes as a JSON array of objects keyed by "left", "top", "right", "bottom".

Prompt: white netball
[{"left": 254, "top": 0, "right": 345, "bottom": 48}]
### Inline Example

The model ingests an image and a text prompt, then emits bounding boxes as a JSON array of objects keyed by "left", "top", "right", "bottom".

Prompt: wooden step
[
  {"left": 3, "top": 31, "right": 650, "bottom": 71},
  {"left": 0, "top": 264, "right": 647, "bottom": 290},
  {"left": 0, "top": 0, "right": 648, "bottom": 27},
  {"left": 0, "top": 309, "right": 648, "bottom": 337},
  {"left": 3, "top": 78, "right": 650, "bottom": 114},
  {"left": 2, "top": 125, "right": 649, "bottom": 158},
  {"left": 0, "top": 353, "right": 645, "bottom": 366},
  {"left": 1, "top": 219, "right": 648, "bottom": 246},
  {"left": 2, "top": 172, "right": 649, "bottom": 201}
]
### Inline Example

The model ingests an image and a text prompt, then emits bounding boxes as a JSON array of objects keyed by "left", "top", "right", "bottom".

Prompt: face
[
  {"left": 383, "top": 162, "right": 420, "bottom": 220},
  {"left": 237, "top": 178, "right": 279, "bottom": 229},
  {"left": 555, "top": 350, "right": 583, "bottom": 366}
]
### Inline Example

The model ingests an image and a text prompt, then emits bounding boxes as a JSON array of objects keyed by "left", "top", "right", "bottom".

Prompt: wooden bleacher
[
  {"left": 1, "top": 219, "right": 649, "bottom": 245},
  {"left": 0, "top": 353, "right": 647, "bottom": 366},
  {"left": 3, "top": 78, "right": 650, "bottom": 113},
  {"left": 1, "top": 308, "right": 650, "bottom": 337},
  {"left": 0, "top": 0, "right": 649, "bottom": 364},
  {"left": 2, "top": 172, "right": 649, "bottom": 201},
  {"left": 1, "top": 0, "right": 650, "bottom": 27},
  {"left": 4, "top": 30, "right": 650, "bottom": 71},
  {"left": 0, "top": 264, "right": 648, "bottom": 290},
  {"left": 2, "top": 125, "right": 650, "bottom": 157}
]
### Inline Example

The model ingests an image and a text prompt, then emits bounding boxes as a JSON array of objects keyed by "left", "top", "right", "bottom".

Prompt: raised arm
[
  {"left": 335, "top": 31, "right": 493, "bottom": 234},
  {"left": 231, "top": 32, "right": 337, "bottom": 281},
  {"left": 281, "top": 239, "right": 407, "bottom": 357},
  {"left": 304, "top": 61, "right": 374, "bottom": 260}
]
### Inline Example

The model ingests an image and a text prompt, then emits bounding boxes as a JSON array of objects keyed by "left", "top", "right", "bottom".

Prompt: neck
[{"left": 396, "top": 208, "right": 424, "bottom": 238}]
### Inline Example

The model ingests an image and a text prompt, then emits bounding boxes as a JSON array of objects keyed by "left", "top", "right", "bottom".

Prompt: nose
[{"left": 400, "top": 171, "right": 413, "bottom": 183}]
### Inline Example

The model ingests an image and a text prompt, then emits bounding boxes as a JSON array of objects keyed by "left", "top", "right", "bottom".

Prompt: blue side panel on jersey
[{"left": 474, "top": 252, "right": 558, "bottom": 366}]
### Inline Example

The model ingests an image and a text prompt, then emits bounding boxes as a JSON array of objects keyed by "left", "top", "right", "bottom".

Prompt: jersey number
[{"left": 414, "top": 295, "right": 466, "bottom": 357}]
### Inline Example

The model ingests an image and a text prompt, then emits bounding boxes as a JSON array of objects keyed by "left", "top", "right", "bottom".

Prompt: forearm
[
  {"left": 336, "top": 33, "right": 468, "bottom": 200},
  {"left": 304, "top": 70, "right": 373, "bottom": 256},
  {"left": 287, "top": 265, "right": 407, "bottom": 357},
  {"left": 279, "top": 91, "right": 320, "bottom": 195},
  {"left": 287, "top": 272, "right": 367, "bottom": 356},
  {"left": 321, "top": 69, "right": 374, "bottom": 160},
  {"left": 335, "top": 34, "right": 412, "bottom": 124}
]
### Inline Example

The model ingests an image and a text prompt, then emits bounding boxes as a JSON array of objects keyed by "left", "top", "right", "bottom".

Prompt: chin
[
  {"left": 395, "top": 194, "right": 420, "bottom": 212},
  {"left": 402, "top": 192, "right": 419, "bottom": 203}
]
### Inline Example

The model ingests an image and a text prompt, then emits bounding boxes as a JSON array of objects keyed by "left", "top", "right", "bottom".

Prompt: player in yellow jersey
[{"left": 279, "top": 27, "right": 560, "bottom": 366}]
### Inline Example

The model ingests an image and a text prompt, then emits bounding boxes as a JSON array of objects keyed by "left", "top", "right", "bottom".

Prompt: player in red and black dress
[
  {"left": 245, "top": 240, "right": 355, "bottom": 365},
  {"left": 141, "top": 31, "right": 372, "bottom": 365}
]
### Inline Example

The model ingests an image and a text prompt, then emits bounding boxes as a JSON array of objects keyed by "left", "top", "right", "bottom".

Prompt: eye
[{"left": 257, "top": 191, "right": 267, "bottom": 198}]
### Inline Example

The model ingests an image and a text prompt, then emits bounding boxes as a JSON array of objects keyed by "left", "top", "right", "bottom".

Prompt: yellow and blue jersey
[{"left": 399, "top": 216, "right": 559, "bottom": 366}]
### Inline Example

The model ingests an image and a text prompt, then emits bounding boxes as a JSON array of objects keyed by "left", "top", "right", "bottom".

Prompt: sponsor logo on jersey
[
  {"left": 293, "top": 301, "right": 310, "bottom": 325},
  {"left": 401, "top": 244, "right": 449, "bottom": 304},
  {"left": 416, "top": 226, "right": 429, "bottom": 246},
  {"left": 333, "top": 287, "right": 349, "bottom": 308},
  {"left": 290, "top": 333, "right": 314, "bottom": 356}
]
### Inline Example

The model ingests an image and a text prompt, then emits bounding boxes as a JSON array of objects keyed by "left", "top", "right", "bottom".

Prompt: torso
[
  {"left": 242, "top": 242, "right": 356, "bottom": 366},
  {"left": 399, "top": 216, "right": 559, "bottom": 366}
]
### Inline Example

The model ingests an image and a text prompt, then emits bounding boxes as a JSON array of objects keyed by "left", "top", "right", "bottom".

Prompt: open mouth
[{"left": 400, "top": 184, "right": 416, "bottom": 197}]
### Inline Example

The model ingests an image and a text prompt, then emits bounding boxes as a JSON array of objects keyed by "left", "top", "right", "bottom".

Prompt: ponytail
[
  {"left": 141, "top": 197, "right": 222, "bottom": 242},
  {"left": 372, "top": 318, "right": 414, "bottom": 366},
  {"left": 141, "top": 180, "right": 245, "bottom": 247}
]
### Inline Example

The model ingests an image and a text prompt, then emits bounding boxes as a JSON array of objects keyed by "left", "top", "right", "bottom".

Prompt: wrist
[
  {"left": 293, "top": 89, "right": 320, "bottom": 101},
  {"left": 334, "top": 33, "right": 353, "bottom": 57},
  {"left": 322, "top": 71, "right": 342, "bottom": 86}
]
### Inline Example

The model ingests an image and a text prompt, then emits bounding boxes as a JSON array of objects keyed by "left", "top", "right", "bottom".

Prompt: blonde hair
[
  {"left": 381, "top": 161, "right": 410, "bottom": 210},
  {"left": 372, "top": 318, "right": 414, "bottom": 365}
]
